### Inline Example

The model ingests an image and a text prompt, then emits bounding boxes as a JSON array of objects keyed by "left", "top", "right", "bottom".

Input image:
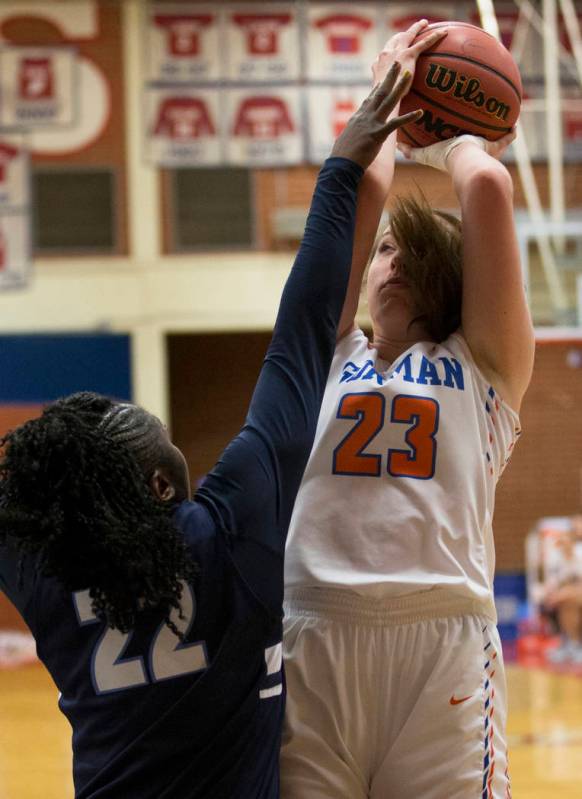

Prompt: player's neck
[{"left": 371, "top": 320, "right": 433, "bottom": 365}]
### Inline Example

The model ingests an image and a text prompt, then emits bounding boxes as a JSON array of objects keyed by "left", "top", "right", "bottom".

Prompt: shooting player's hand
[
  {"left": 372, "top": 19, "right": 448, "bottom": 86},
  {"left": 397, "top": 129, "right": 517, "bottom": 172}
]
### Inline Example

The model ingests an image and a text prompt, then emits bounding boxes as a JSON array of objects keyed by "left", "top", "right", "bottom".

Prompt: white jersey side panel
[{"left": 284, "top": 329, "right": 521, "bottom": 608}]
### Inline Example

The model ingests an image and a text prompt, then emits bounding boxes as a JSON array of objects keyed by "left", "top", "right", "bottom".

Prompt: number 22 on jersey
[
  {"left": 332, "top": 392, "right": 439, "bottom": 479},
  {"left": 73, "top": 581, "right": 208, "bottom": 695}
]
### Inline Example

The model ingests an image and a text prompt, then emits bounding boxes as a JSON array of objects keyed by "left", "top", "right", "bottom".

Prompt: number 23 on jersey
[{"left": 332, "top": 392, "right": 439, "bottom": 480}]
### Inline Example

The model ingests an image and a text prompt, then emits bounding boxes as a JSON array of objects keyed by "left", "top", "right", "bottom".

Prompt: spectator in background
[{"left": 545, "top": 516, "right": 582, "bottom": 665}]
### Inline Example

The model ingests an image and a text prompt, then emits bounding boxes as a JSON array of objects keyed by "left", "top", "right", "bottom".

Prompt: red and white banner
[
  {"left": 145, "top": 87, "right": 222, "bottom": 166},
  {"left": 306, "top": 85, "right": 369, "bottom": 163},
  {"left": 0, "top": 134, "right": 32, "bottom": 289},
  {"left": 149, "top": 3, "right": 221, "bottom": 82},
  {"left": 307, "top": 4, "right": 379, "bottom": 81},
  {"left": 226, "top": 87, "right": 302, "bottom": 165},
  {"left": 0, "top": 46, "right": 78, "bottom": 129},
  {"left": 0, "top": 137, "right": 29, "bottom": 209},
  {"left": 225, "top": 3, "right": 299, "bottom": 82},
  {"left": 0, "top": 212, "right": 31, "bottom": 290}
]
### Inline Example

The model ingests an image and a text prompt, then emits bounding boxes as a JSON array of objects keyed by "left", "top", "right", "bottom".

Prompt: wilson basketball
[{"left": 398, "top": 21, "right": 522, "bottom": 147}]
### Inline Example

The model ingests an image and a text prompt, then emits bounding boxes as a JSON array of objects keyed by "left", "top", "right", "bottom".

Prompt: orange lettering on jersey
[
  {"left": 332, "top": 392, "right": 384, "bottom": 477},
  {"left": 388, "top": 395, "right": 439, "bottom": 480},
  {"left": 333, "top": 393, "right": 440, "bottom": 480}
]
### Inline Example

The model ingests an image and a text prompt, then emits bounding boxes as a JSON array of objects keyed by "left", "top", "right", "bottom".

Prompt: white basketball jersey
[{"left": 284, "top": 328, "right": 521, "bottom": 610}]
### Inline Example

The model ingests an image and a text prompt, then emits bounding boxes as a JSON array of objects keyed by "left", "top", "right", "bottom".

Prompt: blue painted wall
[{"left": 0, "top": 333, "right": 132, "bottom": 403}]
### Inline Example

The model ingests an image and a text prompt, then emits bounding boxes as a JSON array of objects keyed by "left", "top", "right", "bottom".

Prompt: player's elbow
[{"left": 464, "top": 161, "right": 514, "bottom": 202}]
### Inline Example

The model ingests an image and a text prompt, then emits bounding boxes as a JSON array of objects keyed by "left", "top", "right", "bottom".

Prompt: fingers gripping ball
[{"left": 398, "top": 21, "right": 522, "bottom": 146}]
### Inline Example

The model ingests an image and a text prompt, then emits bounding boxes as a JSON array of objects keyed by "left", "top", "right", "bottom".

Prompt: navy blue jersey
[{"left": 0, "top": 158, "right": 363, "bottom": 799}]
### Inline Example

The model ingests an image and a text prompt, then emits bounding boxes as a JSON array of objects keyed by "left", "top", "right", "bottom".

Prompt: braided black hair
[{"left": 0, "top": 392, "right": 198, "bottom": 637}]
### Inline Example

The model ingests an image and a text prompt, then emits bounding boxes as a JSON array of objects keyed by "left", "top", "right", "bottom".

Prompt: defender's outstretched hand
[
  {"left": 397, "top": 130, "right": 517, "bottom": 172},
  {"left": 331, "top": 63, "right": 422, "bottom": 170}
]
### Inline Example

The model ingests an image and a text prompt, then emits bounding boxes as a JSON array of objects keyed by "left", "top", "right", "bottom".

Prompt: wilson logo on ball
[{"left": 425, "top": 64, "right": 511, "bottom": 121}]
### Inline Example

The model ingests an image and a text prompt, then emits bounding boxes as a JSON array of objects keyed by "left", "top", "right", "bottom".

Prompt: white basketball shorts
[{"left": 281, "top": 587, "right": 510, "bottom": 799}]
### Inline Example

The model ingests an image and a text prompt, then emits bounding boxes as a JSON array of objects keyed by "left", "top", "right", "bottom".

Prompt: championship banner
[
  {"left": 306, "top": 3, "right": 380, "bottom": 82},
  {"left": 306, "top": 84, "right": 369, "bottom": 163},
  {"left": 224, "top": 3, "right": 300, "bottom": 82},
  {"left": 145, "top": 87, "right": 222, "bottom": 166},
  {"left": 225, "top": 87, "right": 303, "bottom": 166},
  {"left": 0, "top": 46, "right": 78, "bottom": 130},
  {"left": 0, "top": 212, "right": 31, "bottom": 290},
  {"left": 148, "top": 3, "right": 221, "bottom": 82},
  {"left": 0, "top": 133, "right": 31, "bottom": 289},
  {"left": 0, "top": 137, "right": 30, "bottom": 209}
]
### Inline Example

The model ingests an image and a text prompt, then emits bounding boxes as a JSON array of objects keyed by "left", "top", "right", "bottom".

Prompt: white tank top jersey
[{"left": 284, "top": 328, "right": 521, "bottom": 614}]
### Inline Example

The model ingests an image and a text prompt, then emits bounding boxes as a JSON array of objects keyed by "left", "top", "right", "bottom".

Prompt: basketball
[{"left": 398, "top": 21, "right": 522, "bottom": 147}]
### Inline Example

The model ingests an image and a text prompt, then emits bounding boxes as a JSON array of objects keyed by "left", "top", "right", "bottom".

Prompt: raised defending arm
[{"left": 195, "top": 68, "right": 421, "bottom": 557}]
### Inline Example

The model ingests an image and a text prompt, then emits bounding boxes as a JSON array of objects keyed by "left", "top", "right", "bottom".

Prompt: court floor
[{"left": 0, "top": 662, "right": 581, "bottom": 798}]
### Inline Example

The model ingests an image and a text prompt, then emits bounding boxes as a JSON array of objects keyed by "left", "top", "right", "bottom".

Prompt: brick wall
[
  {"left": 495, "top": 340, "right": 582, "bottom": 570},
  {"left": 255, "top": 162, "right": 582, "bottom": 249}
]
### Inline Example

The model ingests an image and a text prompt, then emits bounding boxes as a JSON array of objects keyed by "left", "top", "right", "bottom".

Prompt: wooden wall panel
[{"left": 168, "top": 332, "right": 269, "bottom": 482}]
